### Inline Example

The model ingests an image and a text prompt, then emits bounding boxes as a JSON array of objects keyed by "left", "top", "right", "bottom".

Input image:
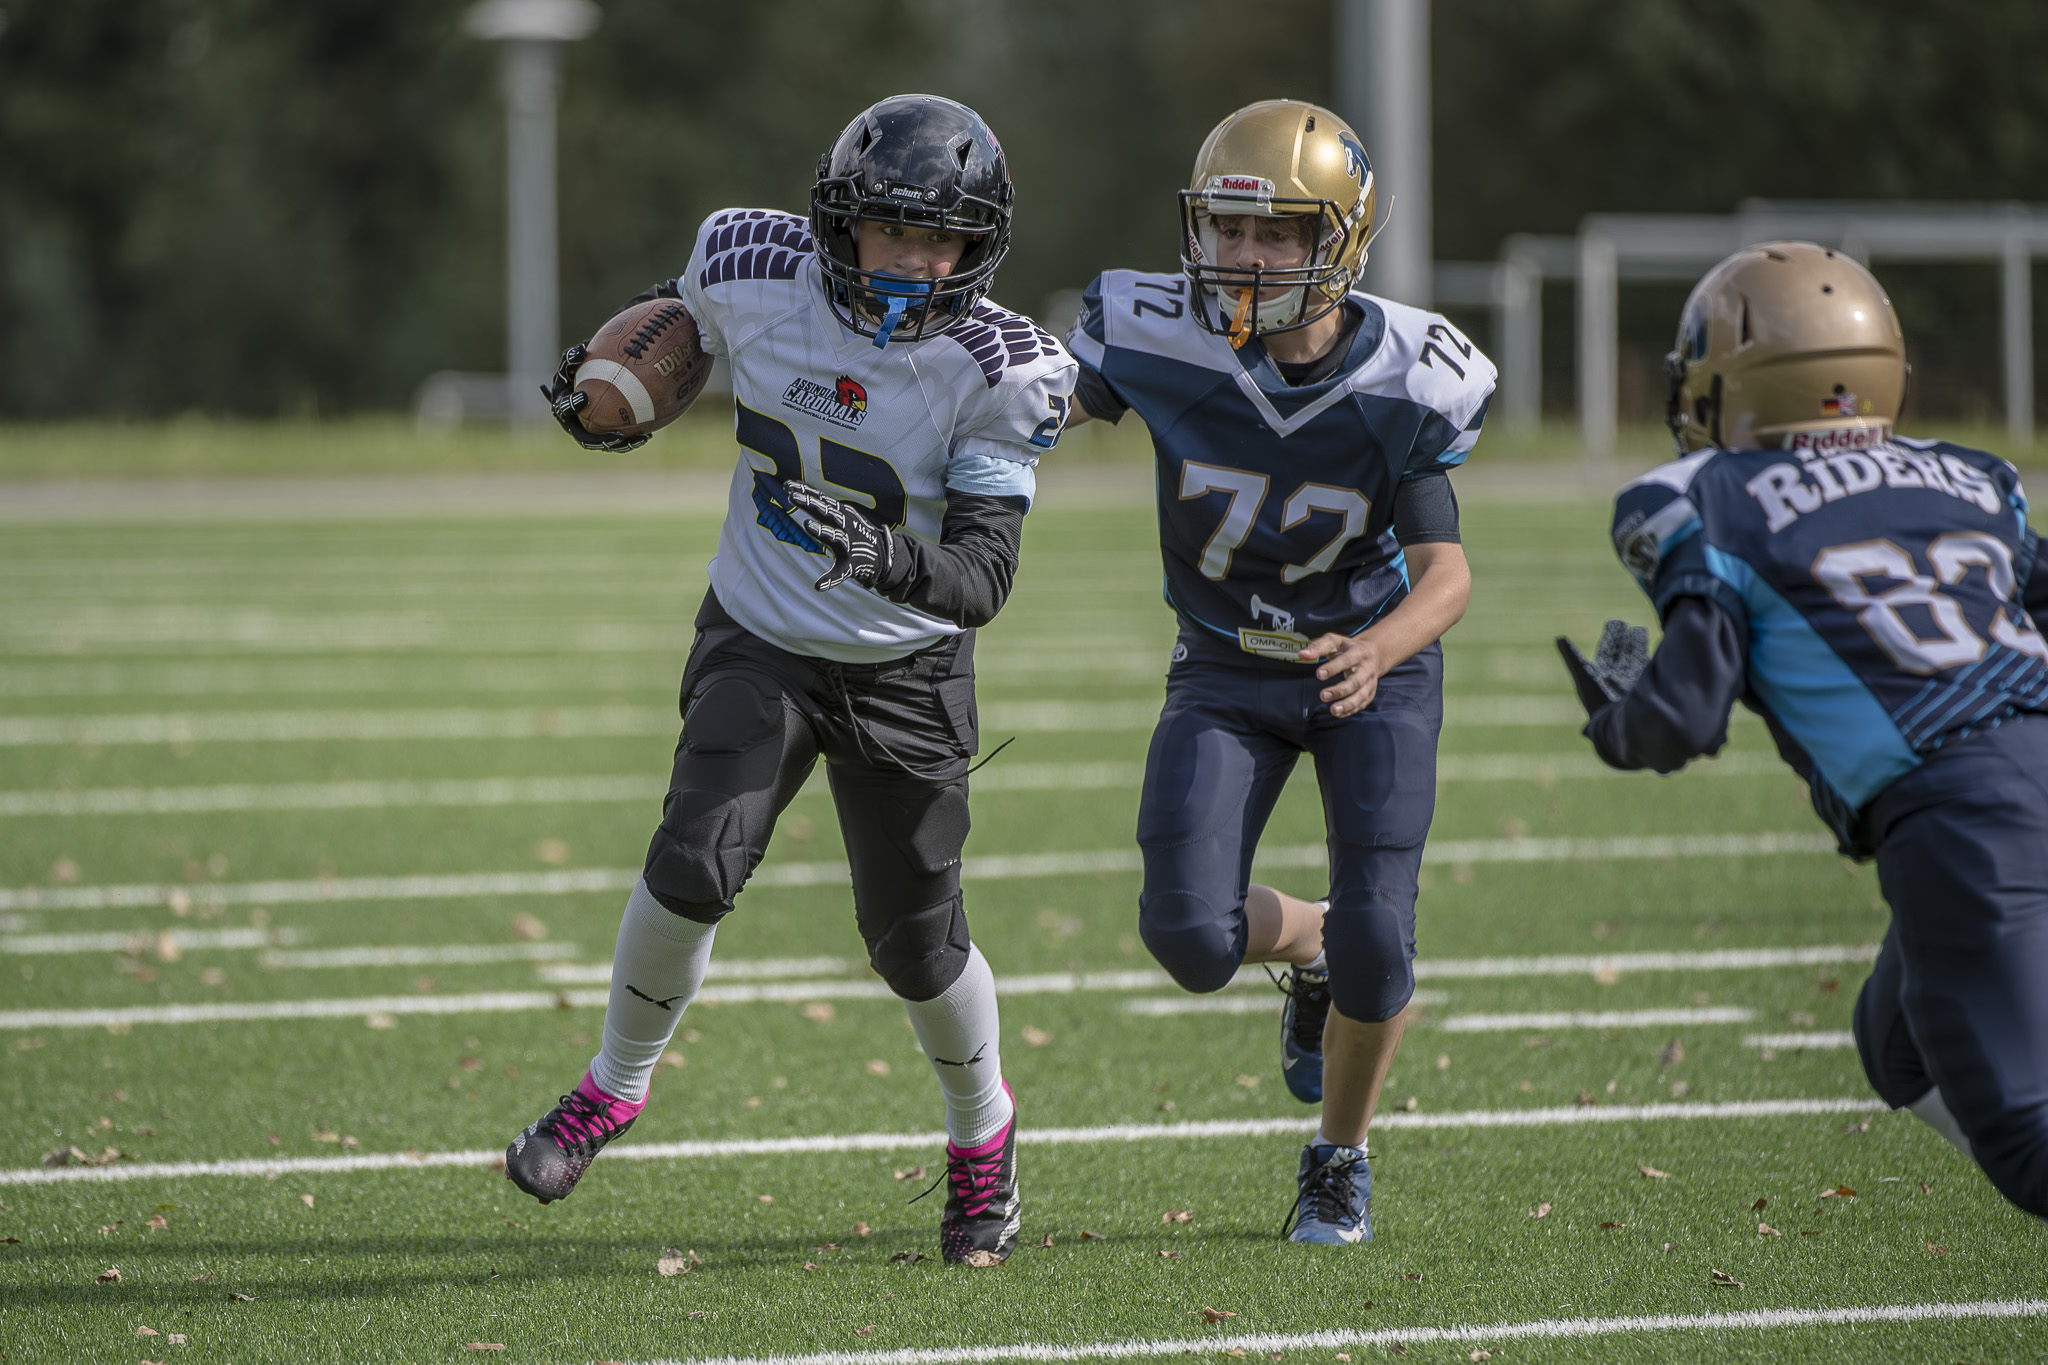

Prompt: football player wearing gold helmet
[
  {"left": 1561, "top": 243, "right": 2048, "bottom": 1223},
  {"left": 1066, "top": 99, "right": 1496, "bottom": 1244}
]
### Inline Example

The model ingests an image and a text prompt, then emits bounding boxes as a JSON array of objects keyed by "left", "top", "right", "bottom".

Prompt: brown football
[{"left": 574, "top": 297, "right": 713, "bottom": 437}]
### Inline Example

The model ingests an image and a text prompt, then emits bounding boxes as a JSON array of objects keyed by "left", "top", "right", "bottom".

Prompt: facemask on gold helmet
[
  {"left": 1665, "top": 241, "right": 1908, "bottom": 456},
  {"left": 1178, "top": 100, "right": 1375, "bottom": 349}
]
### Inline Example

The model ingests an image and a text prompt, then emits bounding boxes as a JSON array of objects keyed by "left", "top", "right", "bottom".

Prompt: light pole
[
  {"left": 466, "top": 0, "right": 599, "bottom": 427},
  {"left": 1335, "top": 0, "right": 1431, "bottom": 308}
]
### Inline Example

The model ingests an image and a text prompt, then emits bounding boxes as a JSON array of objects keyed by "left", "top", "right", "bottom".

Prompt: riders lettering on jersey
[
  {"left": 1745, "top": 443, "right": 2004, "bottom": 533},
  {"left": 700, "top": 211, "right": 813, "bottom": 288},
  {"left": 945, "top": 304, "right": 1065, "bottom": 390}
]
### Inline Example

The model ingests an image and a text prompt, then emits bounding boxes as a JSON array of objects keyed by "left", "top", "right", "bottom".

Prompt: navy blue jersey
[
  {"left": 1613, "top": 438, "right": 2048, "bottom": 813},
  {"left": 1069, "top": 271, "right": 1495, "bottom": 669}
]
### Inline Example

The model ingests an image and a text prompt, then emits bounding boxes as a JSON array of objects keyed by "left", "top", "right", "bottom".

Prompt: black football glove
[
  {"left": 539, "top": 342, "right": 651, "bottom": 453},
  {"left": 1556, "top": 618, "right": 1650, "bottom": 717},
  {"left": 782, "top": 480, "right": 895, "bottom": 592}
]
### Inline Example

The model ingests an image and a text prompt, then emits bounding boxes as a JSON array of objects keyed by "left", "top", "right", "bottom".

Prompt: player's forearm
[
  {"left": 1356, "top": 542, "right": 1470, "bottom": 672},
  {"left": 875, "top": 492, "right": 1027, "bottom": 629},
  {"left": 1583, "top": 596, "right": 1744, "bottom": 773}
]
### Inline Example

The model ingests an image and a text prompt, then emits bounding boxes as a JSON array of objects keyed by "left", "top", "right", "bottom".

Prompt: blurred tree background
[{"left": 1, "top": 0, "right": 2043, "bottom": 422}]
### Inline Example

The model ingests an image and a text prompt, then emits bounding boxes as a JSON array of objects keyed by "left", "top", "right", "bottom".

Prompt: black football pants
[{"left": 639, "top": 590, "right": 980, "bottom": 1003}]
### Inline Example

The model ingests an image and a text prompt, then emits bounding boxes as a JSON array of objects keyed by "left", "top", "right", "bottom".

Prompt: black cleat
[
  {"left": 505, "top": 1073, "right": 640, "bottom": 1204},
  {"left": 936, "top": 1083, "right": 1021, "bottom": 1266}
]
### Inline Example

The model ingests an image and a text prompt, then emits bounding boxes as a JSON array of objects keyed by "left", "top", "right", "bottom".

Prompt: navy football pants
[
  {"left": 1135, "top": 645, "right": 1442, "bottom": 1023},
  {"left": 1854, "top": 715, "right": 2048, "bottom": 1219}
]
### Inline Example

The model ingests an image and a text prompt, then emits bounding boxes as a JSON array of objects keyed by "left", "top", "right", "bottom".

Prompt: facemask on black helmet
[{"left": 810, "top": 94, "right": 1014, "bottom": 346}]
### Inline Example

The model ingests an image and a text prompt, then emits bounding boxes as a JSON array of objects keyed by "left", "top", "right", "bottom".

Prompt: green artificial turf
[{"left": 0, "top": 472, "right": 2043, "bottom": 1363}]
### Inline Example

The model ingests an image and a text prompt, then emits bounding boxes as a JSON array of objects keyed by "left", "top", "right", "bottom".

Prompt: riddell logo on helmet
[
  {"left": 782, "top": 375, "right": 868, "bottom": 429},
  {"left": 1788, "top": 425, "right": 1884, "bottom": 454},
  {"left": 1205, "top": 175, "right": 1274, "bottom": 204}
]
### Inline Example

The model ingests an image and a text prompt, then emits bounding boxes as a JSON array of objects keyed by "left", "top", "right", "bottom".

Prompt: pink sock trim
[
  {"left": 947, "top": 1080, "right": 1014, "bottom": 1158},
  {"left": 577, "top": 1071, "right": 645, "bottom": 1123}
]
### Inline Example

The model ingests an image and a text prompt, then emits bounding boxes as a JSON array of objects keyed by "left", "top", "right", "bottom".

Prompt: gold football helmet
[
  {"left": 1665, "top": 241, "right": 1907, "bottom": 454},
  {"left": 1179, "top": 99, "right": 1376, "bottom": 348}
]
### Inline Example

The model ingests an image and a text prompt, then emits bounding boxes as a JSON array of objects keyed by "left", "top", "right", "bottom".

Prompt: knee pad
[
  {"left": 643, "top": 787, "right": 749, "bottom": 923},
  {"left": 1323, "top": 891, "right": 1416, "bottom": 1023},
  {"left": 865, "top": 893, "right": 971, "bottom": 1002},
  {"left": 1138, "top": 889, "right": 1245, "bottom": 994}
]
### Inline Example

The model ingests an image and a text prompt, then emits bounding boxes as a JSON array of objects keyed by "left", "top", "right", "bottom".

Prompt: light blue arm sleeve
[{"left": 944, "top": 435, "right": 1038, "bottom": 508}]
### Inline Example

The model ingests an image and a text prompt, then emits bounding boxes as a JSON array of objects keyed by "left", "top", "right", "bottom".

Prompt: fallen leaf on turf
[
  {"left": 1799, "top": 1230, "right": 1821, "bottom": 1237},
  {"left": 100, "top": 1222, "right": 122, "bottom": 1235},
  {"left": 146, "top": 1216, "right": 168, "bottom": 1230},
  {"left": 814, "top": 1243, "right": 840, "bottom": 1252},
  {"left": 1021, "top": 1025, "right": 1052, "bottom": 1048},
  {"left": 1335, "top": 1355, "right": 1352, "bottom": 1362},
  {"left": 1397, "top": 1095, "right": 1419, "bottom": 1112},
  {"left": 1708, "top": 1269, "right": 1744, "bottom": 1288},
  {"left": 1574, "top": 1091, "right": 1596, "bottom": 1107},
  {"left": 803, "top": 1261, "right": 819, "bottom": 1271},
  {"left": 504, "top": 1218, "right": 528, "bottom": 1230},
  {"left": 742, "top": 1096, "right": 762, "bottom": 1109},
  {"left": 312, "top": 1130, "right": 339, "bottom": 1143},
  {"left": 191, "top": 1273, "right": 213, "bottom": 1282},
  {"left": 757, "top": 1194, "right": 774, "bottom": 1204},
  {"left": 853, "top": 1222, "right": 871, "bottom": 1237},
  {"left": 1234, "top": 1074, "right": 1261, "bottom": 1089},
  {"left": 657, "top": 1248, "right": 694, "bottom": 1277},
  {"left": 1638, "top": 1164, "right": 1670, "bottom": 1179},
  {"left": 512, "top": 913, "right": 547, "bottom": 941},
  {"left": 1819, "top": 1185, "right": 1857, "bottom": 1199},
  {"left": 1081, "top": 1230, "right": 1106, "bottom": 1241},
  {"left": 1198, "top": 1307, "right": 1237, "bottom": 1323},
  {"left": 229, "top": 1292, "right": 255, "bottom": 1302},
  {"left": 1920, "top": 1182, "right": 1933, "bottom": 1194},
  {"left": 1038, "top": 1234, "right": 1055, "bottom": 1248},
  {"left": 854, "top": 1326, "right": 876, "bottom": 1337},
  {"left": 801, "top": 1001, "right": 836, "bottom": 1023},
  {"left": 893, "top": 1166, "right": 925, "bottom": 1182},
  {"left": 168, "top": 1333, "right": 186, "bottom": 1344},
  {"left": 1390, "top": 1346, "right": 1409, "bottom": 1358},
  {"left": 0, "top": 1237, "right": 17, "bottom": 1245},
  {"left": 1662, "top": 1241, "right": 1676, "bottom": 1251},
  {"left": 1669, "top": 1080, "right": 1693, "bottom": 1097},
  {"left": 1162, "top": 1209, "right": 1194, "bottom": 1224},
  {"left": 137, "top": 1326, "right": 159, "bottom": 1336},
  {"left": 1471, "top": 1352, "right": 1493, "bottom": 1362},
  {"left": 1159, "top": 1248, "right": 1180, "bottom": 1260},
  {"left": 1758, "top": 1223, "right": 1780, "bottom": 1237},
  {"left": 1659, "top": 1039, "right": 1685, "bottom": 1068},
  {"left": 688, "top": 1311, "right": 708, "bottom": 1320},
  {"left": 266, "top": 1133, "right": 280, "bottom": 1147},
  {"left": 1403, "top": 1271, "right": 1422, "bottom": 1281},
  {"left": 864, "top": 1059, "right": 890, "bottom": 1076},
  {"left": 1926, "top": 1243, "right": 1947, "bottom": 1256},
  {"left": 1530, "top": 1203, "right": 1551, "bottom": 1219},
  {"left": 95, "top": 1266, "right": 121, "bottom": 1283},
  {"left": 1598, "top": 1221, "right": 1625, "bottom": 1230},
  {"left": 962, "top": 1249, "right": 1004, "bottom": 1268},
  {"left": 365, "top": 1013, "right": 397, "bottom": 1030},
  {"left": 299, "top": 1194, "right": 314, "bottom": 1208},
  {"left": 887, "top": 1251, "right": 926, "bottom": 1265},
  {"left": 464, "top": 1345, "right": 506, "bottom": 1352}
]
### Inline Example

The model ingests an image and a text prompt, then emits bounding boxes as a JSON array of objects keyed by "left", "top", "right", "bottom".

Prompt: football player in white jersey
[
  {"left": 504, "top": 94, "right": 1077, "bottom": 1267},
  {"left": 1064, "top": 100, "right": 1494, "bottom": 1244}
]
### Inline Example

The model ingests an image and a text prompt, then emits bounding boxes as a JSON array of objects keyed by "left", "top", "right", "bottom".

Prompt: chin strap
[
  {"left": 870, "top": 273, "right": 935, "bottom": 347},
  {"left": 1227, "top": 287, "right": 1255, "bottom": 350}
]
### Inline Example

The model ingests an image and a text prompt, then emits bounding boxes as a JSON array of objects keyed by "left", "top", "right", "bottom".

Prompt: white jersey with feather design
[{"left": 676, "top": 209, "right": 1076, "bottom": 662}]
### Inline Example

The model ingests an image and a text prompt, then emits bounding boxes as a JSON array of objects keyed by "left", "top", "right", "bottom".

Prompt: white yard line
[
  {"left": 1745, "top": 1031, "right": 1859, "bottom": 1050},
  {"left": 626, "top": 1299, "right": 2048, "bottom": 1365},
  {"left": 0, "top": 831, "right": 1842, "bottom": 915},
  {"left": 1439, "top": 1007, "right": 1754, "bottom": 1032},
  {"left": 536, "top": 956, "right": 852, "bottom": 984},
  {"left": 0, "top": 752, "right": 1790, "bottom": 818},
  {"left": 0, "top": 927, "right": 304, "bottom": 956},
  {"left": 1123, "top": 989, "right": 1451, "bottom": 1017},
  {"left": 258, "top": 943, "right": 577, "bottom": 969},
  {"left": 0, "top": 1097, "right": 1884, "bottom": 1187},
  {"left": 1415, "top": 944, "right": 1878, "bottom": 978},
  {"left": 0, "top": 696, "right": 1616, "bottom": 749}
]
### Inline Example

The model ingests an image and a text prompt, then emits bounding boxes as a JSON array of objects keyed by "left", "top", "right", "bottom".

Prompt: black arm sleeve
[
  {"left": 1074, "top": 366, "right": 1128, "bottom": 424},
  {"left": 620, "top": 279, "right": 683, "bottom": 310},
  {"left": 1391, "top": 472, "right": 1461, "bottom": 545},
  {"left": 873, "top": 492, "right": 1028, "bottom": 629},
  {"left": 1583, "top": 595, "right": 1746, "bottom": 774}
]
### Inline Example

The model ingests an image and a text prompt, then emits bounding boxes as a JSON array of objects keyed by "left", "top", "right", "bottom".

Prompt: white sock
[
  {"left": 588, "top": 878, "right": 717, "bottom": 1104},
  {"left": 1302, "top": 951, "right": 1328, "bottom": 974},
  {"left": 1314, "top": 1128, "right": 1366, "bottom": 1157},
  {"left": 904, "top": 943, "right": 1012, "bottom": 1147}
]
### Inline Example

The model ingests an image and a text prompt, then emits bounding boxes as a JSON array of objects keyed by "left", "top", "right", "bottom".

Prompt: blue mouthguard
[{"left": 869, "top": 273, "right": 934, "bottom": 348}]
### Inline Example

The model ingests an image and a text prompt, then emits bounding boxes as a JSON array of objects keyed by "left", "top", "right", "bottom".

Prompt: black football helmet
[{"left": 810, "top": 94, "right": 1013, "bottom": 345}]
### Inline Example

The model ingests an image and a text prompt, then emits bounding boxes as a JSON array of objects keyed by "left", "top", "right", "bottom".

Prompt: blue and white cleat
[
  {"left": 1282, "top": 1142, "right": 1371, "bottom": 1244},
  {"left": 1277, "top": 962, "right": 1332, "bottom": 1103}
]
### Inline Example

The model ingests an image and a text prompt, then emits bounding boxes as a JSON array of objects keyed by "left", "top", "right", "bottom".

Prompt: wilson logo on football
[{"left": 781, "top": 375, "right": 868, "bottom": 429}]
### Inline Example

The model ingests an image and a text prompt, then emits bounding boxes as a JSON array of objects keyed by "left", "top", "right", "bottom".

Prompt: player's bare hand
[{"left": 1300, "top": 633, "right": 1384, "bottom": 717}]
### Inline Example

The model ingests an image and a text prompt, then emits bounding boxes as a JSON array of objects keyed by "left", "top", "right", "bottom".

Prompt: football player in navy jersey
[
  {"left": 1561, "top": 242, "right": 2048, "bottom": 1222},
  {"left": 1065, "top": 99, "right": 1496, "bottom": 1244},
  {"left": 501, "top": 95, "right": 1077, "bottom": 1267}
]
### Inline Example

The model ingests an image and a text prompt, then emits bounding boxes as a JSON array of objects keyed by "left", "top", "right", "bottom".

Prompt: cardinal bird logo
[{"left": 834, "top": 376, "right": 868, "bottom": 414}]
